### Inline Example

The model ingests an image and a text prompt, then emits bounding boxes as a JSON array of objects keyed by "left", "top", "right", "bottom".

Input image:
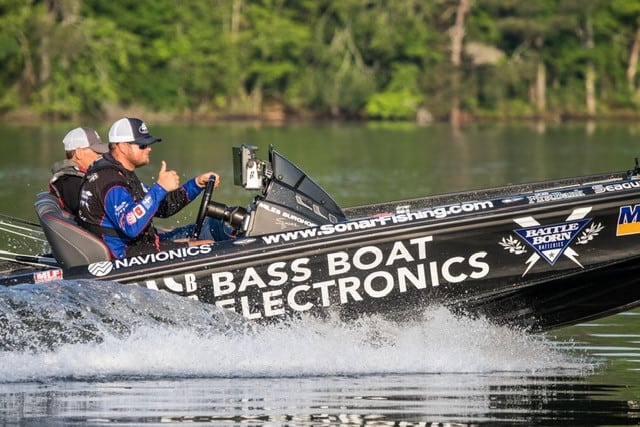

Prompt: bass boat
[{"left": 1, "top": 145, "right": 640, "bottom": 332}]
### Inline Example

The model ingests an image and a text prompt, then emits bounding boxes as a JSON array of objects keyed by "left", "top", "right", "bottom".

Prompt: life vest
[
  {"left": 78, "top": 155, "right": 184, "bottom": 258},
  {"left": 49, "top": 159, "right": 84, "bottom": 213}
]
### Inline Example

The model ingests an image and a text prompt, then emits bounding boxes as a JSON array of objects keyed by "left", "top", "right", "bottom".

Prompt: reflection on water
[
  {"left": 0, "top": 281, "right": 638, "bottom": 424},
  {"left": 1, "top": 373, "right": 639, "bottom": 425},
  {"left": 553, "top": 311, "right": 640, "bottom": 403}
]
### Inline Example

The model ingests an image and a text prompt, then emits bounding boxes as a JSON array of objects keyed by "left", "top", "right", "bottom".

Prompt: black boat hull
[
  {"left": 3, "top": 146, "right": 640, "bottom": 332},
  {"left": 38, "top": 182, "right": 640, "bottom": 330}
]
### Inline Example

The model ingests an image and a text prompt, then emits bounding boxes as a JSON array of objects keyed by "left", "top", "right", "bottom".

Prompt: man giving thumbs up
[{"left": 78, "top": 117, "right": 230, "bottom": 259}]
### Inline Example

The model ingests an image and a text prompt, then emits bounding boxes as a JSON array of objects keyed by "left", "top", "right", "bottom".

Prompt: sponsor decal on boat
[
  {"left": 125, "top": 236, "right": 490, "bottom": 320},
  {"left": 208, "top": 236, "right": 490, "bottom": 320},
  {"left": 525, "top": 189, "right": 585, "bottom": 204},
  {"left": 500, "top": 207, "right": 603, "bottom": 276},
  {"left": 258, "top": 203, "right": 318, "bottom": 229},
  {"left": 33, "top": 269, "right": 63, "bottom": 283},
  {"left": 88, "top": 261, "right": 112, "bottom": 277},
  {"left": 617, "top": 204, "right": 640, "bottom": 236},
  {"left": 87, "top": 244, "right": 215, "bottom": 277},
  {"left": 261, "top": 201, "right": 495, "bottom": 244},
  {"left": 139, "top": 273, "right": 198, "bottom": 295},
  {"left": 593, "top": 181, "right": 640, "bottom": 194}
]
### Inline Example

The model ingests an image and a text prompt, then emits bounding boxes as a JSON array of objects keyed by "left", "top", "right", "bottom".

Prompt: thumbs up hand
[{"left": 157, "top": 161, "right": 180, "bottom": 191}]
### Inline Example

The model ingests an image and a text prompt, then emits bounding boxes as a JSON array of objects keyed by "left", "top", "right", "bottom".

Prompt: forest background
[{"left": 2, "top": 0, "right": 640, "bottom": 124}]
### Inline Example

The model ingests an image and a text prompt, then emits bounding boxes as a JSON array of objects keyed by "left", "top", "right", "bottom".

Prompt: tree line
[{"left": 1, "top": 0, "right": 640, "bottom": 124}]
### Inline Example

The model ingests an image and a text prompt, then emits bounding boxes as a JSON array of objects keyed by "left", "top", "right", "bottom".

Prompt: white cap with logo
[{"left": 108, "top": 117, "right": 162, "bottom": 145}]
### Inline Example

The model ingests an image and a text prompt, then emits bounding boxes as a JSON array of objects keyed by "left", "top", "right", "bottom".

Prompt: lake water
[{"left": 0, "top": 121, "right": 639, "bottom": 425}]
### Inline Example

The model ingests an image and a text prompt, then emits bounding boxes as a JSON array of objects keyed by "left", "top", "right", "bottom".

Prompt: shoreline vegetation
[
  {"left": 2, "top": 1, "right": 640, "bottom": 126},
  {"left": 5, "top": 105, "right": 640, "bottom": 126}
]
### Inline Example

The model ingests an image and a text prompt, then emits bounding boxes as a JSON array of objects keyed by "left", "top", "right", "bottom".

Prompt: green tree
[
  {"left": 0, "top": 0, "right": 639, "bottom": 121},
  {"left": 0, "top": 0, "right": 43, "bottom": 111},
  {"left": 609, "top": 0, "right": 640, "bottom": 105},
  {"left": 241, "top": 0, "right": 314, "bottom": 114}
]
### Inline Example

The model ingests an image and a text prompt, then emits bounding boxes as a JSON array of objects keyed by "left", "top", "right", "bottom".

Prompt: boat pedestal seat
[{"left": 34, "top": 192, "right": 111, "bottom": 268}]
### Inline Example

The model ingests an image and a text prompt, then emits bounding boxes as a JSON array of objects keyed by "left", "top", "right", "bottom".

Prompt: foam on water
[{"left": 0, "top": 280, "right": 591, "bottom": 382}]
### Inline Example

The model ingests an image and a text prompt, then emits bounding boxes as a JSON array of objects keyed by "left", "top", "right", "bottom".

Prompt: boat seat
[{"left": 34, "top": 192, "right": 111, "bottom": 268}]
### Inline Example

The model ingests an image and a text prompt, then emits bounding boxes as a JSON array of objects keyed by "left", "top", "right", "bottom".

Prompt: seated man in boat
[
  {"left": 49, "top": 127, "right": 109, "bottom": 216},
  {"left": 78, "top": 117, "right": 231, "bottom": 259}
]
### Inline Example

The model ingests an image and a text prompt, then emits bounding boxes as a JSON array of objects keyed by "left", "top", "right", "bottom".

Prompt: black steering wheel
[{"left": 192, "top": 175, "right": 216, "bottom": 239}]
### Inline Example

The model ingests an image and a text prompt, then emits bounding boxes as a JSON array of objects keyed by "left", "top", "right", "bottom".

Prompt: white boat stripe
[
  {"left": 566, "top": 206, "right": 592, "bottom": 220},
  {"left": 514, "top": 216, "right": 540, "bottom": 227}
]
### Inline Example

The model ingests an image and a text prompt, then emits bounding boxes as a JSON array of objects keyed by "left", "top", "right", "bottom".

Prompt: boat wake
[{"left": 0, "top": 280, "right": 593, "bottom": 382}]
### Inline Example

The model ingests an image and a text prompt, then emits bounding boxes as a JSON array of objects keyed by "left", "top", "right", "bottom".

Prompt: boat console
[{"left": 205, "top": 145, "right": 347, "bottom": 237}]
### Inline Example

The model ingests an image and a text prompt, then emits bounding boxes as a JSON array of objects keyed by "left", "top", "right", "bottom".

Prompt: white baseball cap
[
  {"left": 62, "top": 127, "right": 109, "bottom": 153},
  {"left": 108, "top": 117, "right": 162, "bottom": 145}
]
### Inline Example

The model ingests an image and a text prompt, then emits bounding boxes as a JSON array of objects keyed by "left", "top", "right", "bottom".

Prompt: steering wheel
[{"left": 192, "top": 175, "right": 216, "bottom": 239}]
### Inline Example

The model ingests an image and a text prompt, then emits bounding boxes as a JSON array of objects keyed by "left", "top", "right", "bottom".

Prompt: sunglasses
[{"left": 128, "top": 143, "right": 150, "bottom": 150}]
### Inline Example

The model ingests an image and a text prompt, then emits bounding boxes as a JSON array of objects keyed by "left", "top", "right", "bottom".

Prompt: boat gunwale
[{"left": 102, "top": 185, "right": 640, "bottom": 282}]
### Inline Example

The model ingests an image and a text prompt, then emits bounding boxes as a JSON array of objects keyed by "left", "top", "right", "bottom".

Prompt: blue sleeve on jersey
[
  {"left": 183, "top": 177, "right": 203, "bottom": 201},
  {"left": 103, "top": 183, "right": 168, "bottom": 238}
]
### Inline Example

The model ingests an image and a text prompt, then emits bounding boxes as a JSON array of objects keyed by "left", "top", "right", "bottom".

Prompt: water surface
[{"left": 0, "top": 121, "right": 639, "bottom": 425}]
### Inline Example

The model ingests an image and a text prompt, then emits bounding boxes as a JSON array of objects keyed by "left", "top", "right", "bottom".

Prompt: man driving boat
[{"left": 78, "top": 117, "right": 231, "bottom": 259}]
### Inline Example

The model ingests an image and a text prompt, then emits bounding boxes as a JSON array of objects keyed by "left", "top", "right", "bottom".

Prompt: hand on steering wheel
[{"left": 192, "top": 175, "right": 216, "bottom": 239}]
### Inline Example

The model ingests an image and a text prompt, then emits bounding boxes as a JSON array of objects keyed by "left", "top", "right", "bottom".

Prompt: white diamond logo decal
[
  {"left": 500, "top": 207, "right": 600, "bottom": 276},
  {"left": 513, "top": 218, "right": 591, "bottom": 266}
]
